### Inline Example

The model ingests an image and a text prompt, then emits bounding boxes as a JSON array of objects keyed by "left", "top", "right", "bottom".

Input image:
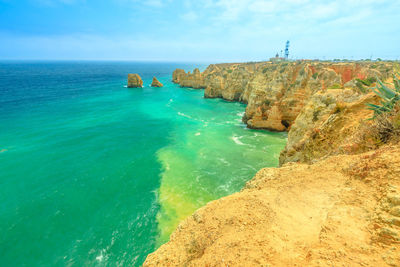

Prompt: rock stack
[
  {"left": 127, "top": 74, "right": 143, "bottom": 88},
  {"left": 151, "top": 77, "right": 163, "bottom": 87}
]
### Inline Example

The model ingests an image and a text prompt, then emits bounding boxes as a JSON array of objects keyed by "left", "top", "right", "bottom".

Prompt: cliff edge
[
  {"left": 144, "top": 144, "right": 400, "bottom": 266},
  {"left": 172, "top": 61, "right": 393, "bottom": 132},
  {"left": 143, "top": 61, "right": 399, "bottom": 266}
]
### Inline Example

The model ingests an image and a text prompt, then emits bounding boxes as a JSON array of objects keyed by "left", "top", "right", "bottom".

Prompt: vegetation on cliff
[
  {"left": 368, "top": 73, "right": 400, "bottom": 117},
  {"left": 143, "top": 61, "right": 400, "bottom": 266},
  {"left": 172, "top": 61, "right": 394, "bottom": 132}
]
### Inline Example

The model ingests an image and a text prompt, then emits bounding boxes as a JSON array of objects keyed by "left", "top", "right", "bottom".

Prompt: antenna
[{"left": 285, "top": 40, "right": 290, "bottom": 59}]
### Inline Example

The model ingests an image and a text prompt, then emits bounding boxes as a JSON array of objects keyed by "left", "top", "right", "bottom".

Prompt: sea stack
[
  {"left": 172, "top": 69, "right": 186, "bottom": 83},
  {"left": 127, "top": 74, "right": 143, "bottom": 88},
  {"left": 151, "top": 77, "right": 163, "bottom": 87}
]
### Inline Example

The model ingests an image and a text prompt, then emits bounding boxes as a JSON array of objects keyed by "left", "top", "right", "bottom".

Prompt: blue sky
[{"left": 0, "top": 0, "right": 399, "bottom": 61}]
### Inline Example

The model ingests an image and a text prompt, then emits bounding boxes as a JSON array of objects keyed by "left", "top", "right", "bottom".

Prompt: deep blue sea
[{"left": 0, "top": 61, "right": 287, "bottom": 266}]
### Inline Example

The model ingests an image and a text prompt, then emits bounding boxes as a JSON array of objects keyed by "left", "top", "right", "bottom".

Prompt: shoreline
[{"left": 143, "top": 60, "right": 400, "bottom": 266}]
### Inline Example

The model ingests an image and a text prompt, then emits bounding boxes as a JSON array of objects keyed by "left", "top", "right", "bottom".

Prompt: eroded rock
[
  {"left": 151, "top": 77, "right": 163, "bottom": 87},
  {"left": 127, "top": 73, "right": 143, "bottom": 88}
]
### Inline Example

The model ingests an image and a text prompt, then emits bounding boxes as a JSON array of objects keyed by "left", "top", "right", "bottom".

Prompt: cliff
[
  {"left": 144, "top": 144, "right": 400, "bottom": 266},
  {"left": 172, "top": 61, "right": 393, "bottom": 132},
  {"left": 143, "top": 61, "right": 399, "bottom": 266}
]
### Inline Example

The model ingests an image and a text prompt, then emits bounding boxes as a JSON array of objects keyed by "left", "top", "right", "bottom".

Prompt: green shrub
[
  {"left": 312, "top": 72, "right": 318, "bottom": 79},
  {"left": 312, "top": 110, "right": 321, "bottom": 122},
  {"left": 356, "top": 81, "right": 368, "bottom": 93},
  {"left": 367, "top": 73, "right": 400, "bottom": 118},
  {"left": 264, "top": 99, "right": 271, "bottom": 106},
  {"left": 357, "top": 77, "right": 376, "bottom": 87},
  {"left": 328, "top": 83, "right": 342, "bottom": 89},
  {"left": 227, "top": 69, "right": 233, "bottom": 73}
]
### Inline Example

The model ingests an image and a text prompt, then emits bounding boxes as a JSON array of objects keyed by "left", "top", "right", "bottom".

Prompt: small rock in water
[
  {"left": 127, "top": 74, "right": 143, "bottom": 88},
  {"left": 151, "top": 77, "right": 163, "bottom": 87}
]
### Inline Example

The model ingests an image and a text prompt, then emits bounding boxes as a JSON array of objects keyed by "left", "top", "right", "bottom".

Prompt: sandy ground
[{"left": 144, "top": 145, "right": 400, "bottom": 266}]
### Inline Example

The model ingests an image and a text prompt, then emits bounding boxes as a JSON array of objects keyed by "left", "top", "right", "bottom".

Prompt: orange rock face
[
  {"left": 151, "top": 76, "right": 163, "bottom": 87},
  {"left": 173, "top": 61, "right": 394, "bottom": 132},
  {"left": 144, "top": 144, "right": 400, "bottom": 267},
  {"left": 142, "top": 61, "right": 400, "bottom": 267},
  {"left": 127, "top": 73, "right": 143, "bottom": 88}
]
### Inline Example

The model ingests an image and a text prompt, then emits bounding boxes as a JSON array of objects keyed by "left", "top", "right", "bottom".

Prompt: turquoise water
[{"left": 0, "top": 61, "right": 287, "bottom": 266}]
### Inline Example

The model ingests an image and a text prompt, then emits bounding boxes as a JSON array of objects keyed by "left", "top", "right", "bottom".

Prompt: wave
[
  {"left": 177, "top": 112, "right": 192, "bottom": 119},
  {"left": 231, "top": 135, "right": 245, "bottom": 145},
  {"left": 166, "top": 99, "right": 174, "bottom": 107}
]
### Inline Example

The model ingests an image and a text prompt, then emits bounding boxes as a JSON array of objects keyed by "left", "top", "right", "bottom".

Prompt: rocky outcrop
[
  {"left": 127, "top": 73, "right": 143, "bottom": 88},
  {"left": 144, "top": 144, "right": 400, "bottom": 266},
  {"left": 172, "top": 69, "right": 186, "bottom": 83},
  {"left": 151, "top": 77, "right": 163, "bottom": 87},
  {"left": 143, "top": 61, "right": 399, "bottom": 266},
  {"left": 173, "top": 61, "right": 394, "bottom": 131},
  {"left": 279, "top": 90, "right": 379, "bottom": 165}
]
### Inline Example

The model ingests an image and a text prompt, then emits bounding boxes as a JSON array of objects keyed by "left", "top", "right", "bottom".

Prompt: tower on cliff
[{"left": 285, "top": 40, "right": 290, "bottom": 59}]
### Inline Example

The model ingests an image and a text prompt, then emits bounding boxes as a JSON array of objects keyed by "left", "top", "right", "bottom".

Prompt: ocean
[{"left": 0, "top": 61, "right": 287, "bottom": 266}]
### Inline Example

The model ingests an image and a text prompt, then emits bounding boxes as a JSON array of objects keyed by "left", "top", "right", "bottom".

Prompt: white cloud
[
  {"left": 181, "top": 11, "right": 198, "bottom": 21},
  {"left": 248, "top": 1, "right": 277, "bottom": 14},
  {"left": 144, "top": 0, "right": 164, "bottom": 7}
]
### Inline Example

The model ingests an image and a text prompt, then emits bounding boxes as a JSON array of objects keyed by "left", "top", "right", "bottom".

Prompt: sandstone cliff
[
  {"left": 172, "top": 61, "right": 393, "bottom": 132},
  {"left": 151, "top": 77, "right": 163, "bottom": 87},
  {"left": 127, "top": 73, "right": 143, "bottom": 88},
  {"left": 143, "top": 61, "right": 399, "bottom": 266},
  {"left": 144, "top": 144, "right": 400, "bottom": 266}
]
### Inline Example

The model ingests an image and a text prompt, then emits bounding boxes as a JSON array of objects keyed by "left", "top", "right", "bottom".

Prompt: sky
[{"left": 0, "top": 0, "right": 399, "bottom": 61}]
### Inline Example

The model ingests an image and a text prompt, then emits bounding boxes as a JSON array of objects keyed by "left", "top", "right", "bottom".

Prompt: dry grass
[{"left": 355, "top": 104, "right": 400, "bottom": 150}]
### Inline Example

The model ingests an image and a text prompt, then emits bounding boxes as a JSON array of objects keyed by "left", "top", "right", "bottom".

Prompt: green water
[{"left": 0, "top": 62, "right": 287, "bottom": 266}]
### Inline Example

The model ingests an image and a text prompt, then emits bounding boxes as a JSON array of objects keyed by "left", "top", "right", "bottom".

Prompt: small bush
[
  {"left": 312, "top": 72, "right": 318, "bottom": 79},
  {"left": 356, "top": 81, "right": 367, "bottom": 93},
  {"left": 356, "top": 77, "right": 376, "bottom": 87},
  {"left": 227, "top": 69, "right": 233, "bottom": 73},
  {"left": 367, "top": 73, "right": 400, "bottom": 118},
  {"left": 332, "top": 102, "right": 346, "bottom": 114},
  {"left": 355, "top": 106, "right": 400, "bottom": 151},
  {"left": 328, "top": 83, "right": 342, "bottom": 89},
  {"left": 312, "top": 110, "right": 321, "bottom": 122}
]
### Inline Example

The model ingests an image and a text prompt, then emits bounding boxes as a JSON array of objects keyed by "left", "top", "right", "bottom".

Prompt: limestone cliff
[
  {"left": 143, "top": 61, "right": 399, "bottom": 266},
  {"left": 144, "top": 144, "right": 400, "bottom": 266},
  {"left": 151, "top": 77, "right": 163, "bottom": 87},
  {"left": 127, "top": 73, "right": 143, "bottom": 88},
  {"left": 173, "top": 61, "right": 394, "bottom": 132}
]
